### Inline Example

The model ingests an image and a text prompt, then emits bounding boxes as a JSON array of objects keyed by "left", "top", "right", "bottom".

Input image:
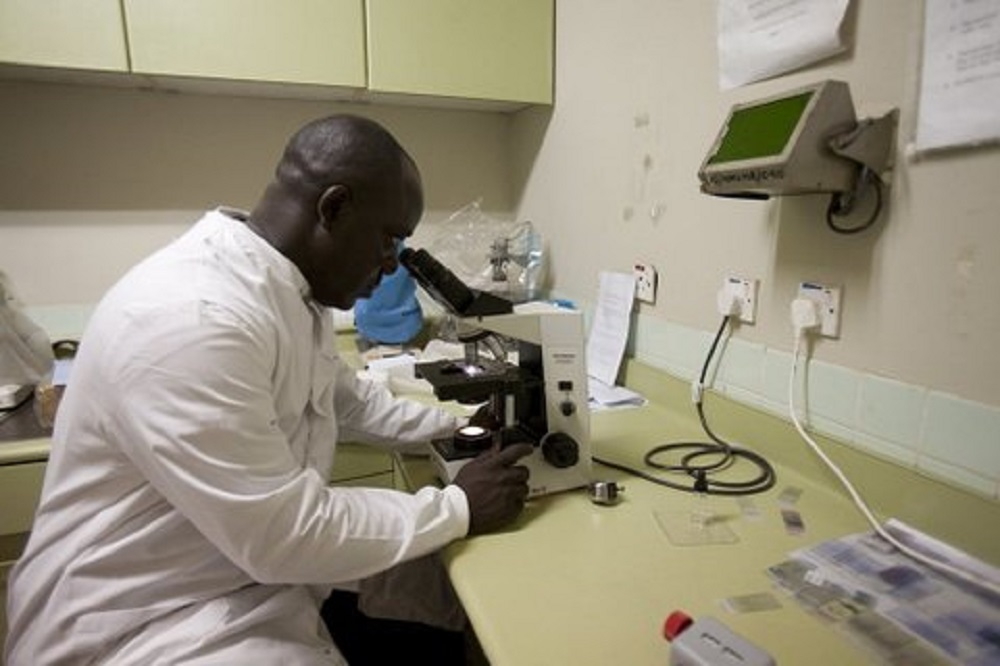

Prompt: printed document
[
  {"left": 916, "top": 0, "right": 1000, "bottom": 151},
  {"left": 585, "top": 271, "right": 635, "bottom": 388},
  {"left": 717, "top": 0, "right": 851, "bottom": 90}
]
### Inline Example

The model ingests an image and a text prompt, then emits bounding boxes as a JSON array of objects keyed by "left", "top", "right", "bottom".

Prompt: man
[{"left": 4, "top": 115, "right": 532, "bottom": 664}]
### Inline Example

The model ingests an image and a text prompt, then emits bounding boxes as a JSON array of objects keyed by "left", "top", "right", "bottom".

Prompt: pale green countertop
[
  {"left": 401, "top": 358, "right": 1000, "bottom": 666},
  {"left": 433, "top": 405, "right": 868, "bottom": 665},
  {"left": 0, "top": 437, "right": 49, "bottom": 465},
  {"left": 7, "top": 337, "right": 998, "bottom": 663}
]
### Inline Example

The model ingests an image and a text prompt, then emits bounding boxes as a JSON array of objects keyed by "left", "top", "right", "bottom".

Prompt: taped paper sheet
[
  {"left": 585, "top": 271, "right": 635, "bottom": 388},
  {"left": 916, "top": 0, "right": 1000, "bottom": 151},
  {"left": 717, "top": 0, "right": 851, "bottom": 90}
]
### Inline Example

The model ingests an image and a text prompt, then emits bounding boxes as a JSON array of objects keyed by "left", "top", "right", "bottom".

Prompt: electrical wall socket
[
  {"left": 797, "top": 282, "right": 842, "bottom": 337},
  {"left": 718, "top": 276, "right": 758, "bottom": 323},
  {"left": 633, "top": 262, "right": 657, "bottom": 304}
]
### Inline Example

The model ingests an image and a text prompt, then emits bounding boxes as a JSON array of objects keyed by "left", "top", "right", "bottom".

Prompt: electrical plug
[
  {"left": 790, "top": 297, "right": 820, "bottom": 339},
  {"left": 715, "top": 287, "right": 741, "bottom": 318}
]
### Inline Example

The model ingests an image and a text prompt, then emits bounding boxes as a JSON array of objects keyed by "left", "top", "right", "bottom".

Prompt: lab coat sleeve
[
  {"left": 102, "top": 302, "right": 468, "bottom": 585},
  {"left": 332, "top": 355, "right": 463, "bottom": 451}
]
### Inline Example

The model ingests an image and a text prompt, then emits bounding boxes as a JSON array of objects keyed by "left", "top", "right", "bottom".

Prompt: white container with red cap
[{"left": 663, "top": 610, "right": 776, "bottom": 666}]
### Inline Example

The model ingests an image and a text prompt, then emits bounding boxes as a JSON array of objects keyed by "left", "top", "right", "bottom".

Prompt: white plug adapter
[
  {"left": 716, "top": 277, "right": 758, "bottom": 323},
  {"left": 790, "top": 297, "right": 821, "bottom": 336},
  {"left": 715, "top": 287, "right": 741, "bottom": 317}
]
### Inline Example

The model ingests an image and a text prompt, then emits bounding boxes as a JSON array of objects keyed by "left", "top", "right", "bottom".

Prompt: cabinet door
[
  {"left": 0, "top": 462, "right": 46, "bottom": 537},
  {"left": 330, "top": 443, "right": 395, "bottom": 485},
  {"left": 0, "top": 0, "right": 128, "bottom": 71},
  {"left": 366, "top": 0, "right": 553, "bottom": 105},
  {"left": 123, "top": 0, "right": 367, "bottom": 87}
]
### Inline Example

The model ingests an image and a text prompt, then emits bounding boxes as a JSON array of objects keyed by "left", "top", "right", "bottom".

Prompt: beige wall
[
  {"left": 513, "top": 0, "right": 1000, "bottom": 408},
  {"left": 1, "top": 0, "right": 998, "bottom": 413},
  {"left": 0, "top": 79, "right": 515, "bottom": 305}
]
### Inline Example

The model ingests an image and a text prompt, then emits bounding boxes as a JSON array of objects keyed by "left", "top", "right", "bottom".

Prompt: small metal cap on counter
[{"left": 588, "top": 480, "right": 624, "bottom": 506}]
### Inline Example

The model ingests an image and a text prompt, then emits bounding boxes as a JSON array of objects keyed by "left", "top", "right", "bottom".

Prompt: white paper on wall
[
  {"left": 717, "top": 0, "right": 851, "bottom": 90},
  {"left": 585, "top": 271, "right": 635, "bottom": 387},
  {"left": 915, "top": 0, "right": 1000, "bottom": 152}
]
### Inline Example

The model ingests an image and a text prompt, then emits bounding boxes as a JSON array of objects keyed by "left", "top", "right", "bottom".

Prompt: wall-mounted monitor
[{"left": 699, "top": 80, "right": 859, "bottom": 198}]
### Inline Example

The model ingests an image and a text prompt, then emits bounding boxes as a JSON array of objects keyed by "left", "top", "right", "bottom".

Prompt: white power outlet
[
  {"left": 797, "top": 282, "right": 842, "bottom": 338},
  {"left": 718, "top": 276, "right": 758, "bottom": 323},
  {"left": 633, "top": 262, "right": 657, "bottom": 304}
]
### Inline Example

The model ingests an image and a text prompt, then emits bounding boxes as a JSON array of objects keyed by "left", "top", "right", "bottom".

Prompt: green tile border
[
  {"left": 618, "top": 357, "right": 1000, "bottom": 567},
  {"left": 24, "top": 301, "right": 1000, "bottom": 504},
  {"left": 622, "top": 310, "right": 1000, "bottom": 502}
]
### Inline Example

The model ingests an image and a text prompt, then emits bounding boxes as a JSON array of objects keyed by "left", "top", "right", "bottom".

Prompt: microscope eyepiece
[
  {"left": 399, "top": 247, "right": 476, "bottom": 314},
  {"left": 400, "top": 247, "right": 513, "bottom": 317}
]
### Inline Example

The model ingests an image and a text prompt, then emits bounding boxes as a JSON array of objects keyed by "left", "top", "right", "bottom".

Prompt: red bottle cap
[{"left": 663, "top": 610, "right": 694, "bottom": 642}]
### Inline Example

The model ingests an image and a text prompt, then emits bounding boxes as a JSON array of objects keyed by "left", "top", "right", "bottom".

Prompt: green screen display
[{"left": 708, "top": 92, "right": 813, "bottom": 164}]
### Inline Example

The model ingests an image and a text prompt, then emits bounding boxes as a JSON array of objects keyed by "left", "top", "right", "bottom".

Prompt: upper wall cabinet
[
  {"left": 0, "top": 0, "right": 129, "bottom": 71},
  {"left": 1, "top": 1, "right": 553, "bottom": 109},
  {"left": 122, "top": 0, "right": 367, "bottom": 88},
  {"left": 366, "top": 0, "right": 553, "bottom": 105}
]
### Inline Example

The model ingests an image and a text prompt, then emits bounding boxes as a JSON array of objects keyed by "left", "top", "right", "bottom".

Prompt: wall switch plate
[
  {"left": 634, "top": 262, "right": 657, "bottom": 304},
  {"left": 718, "top": 276, "right": 758, "bottom": 323},
  {"left": 797, "top": 282, "right": 842, "bottom": 338}
]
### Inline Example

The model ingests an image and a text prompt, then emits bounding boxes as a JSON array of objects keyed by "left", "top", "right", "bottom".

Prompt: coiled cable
[{"left": 594, "top": 316, "right": 776, "bottom": 496}]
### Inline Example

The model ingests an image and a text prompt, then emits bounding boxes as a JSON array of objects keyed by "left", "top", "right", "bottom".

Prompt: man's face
[{"left": 308, "top": 159, "right": 423, "bottom": 309}]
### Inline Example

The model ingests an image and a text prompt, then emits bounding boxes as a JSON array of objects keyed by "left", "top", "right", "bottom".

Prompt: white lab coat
[{"left": 4, "top": 209, "right": 467, "bottom": 665}]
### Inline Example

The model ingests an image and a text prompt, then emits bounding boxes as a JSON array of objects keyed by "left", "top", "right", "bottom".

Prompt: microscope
[{"left": 400, "top": 247, "right": 591, "bottom": 497}]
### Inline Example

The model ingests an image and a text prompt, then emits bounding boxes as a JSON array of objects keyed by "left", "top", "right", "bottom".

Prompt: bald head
[
  {"left": 275, "top": 115, "right": 410, "bottom": 194},
  {"left": 249, "top": 114, "right": 424, "bottom": 309}
]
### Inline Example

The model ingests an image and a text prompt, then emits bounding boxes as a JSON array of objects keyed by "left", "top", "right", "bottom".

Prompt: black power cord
[
  {"left": 826, "top": 168, "right": 884, "bottom": 235},
  {"left": 593, "top": 316, "right": 776, "bottom": 496}
]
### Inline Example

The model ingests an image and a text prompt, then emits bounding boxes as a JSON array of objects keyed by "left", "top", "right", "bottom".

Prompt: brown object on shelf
[{"left": 32, "top": 382, "right": 64, "bottom": 430}]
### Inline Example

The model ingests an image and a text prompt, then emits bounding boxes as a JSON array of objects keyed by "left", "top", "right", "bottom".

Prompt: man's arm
[
  {"left": 332, "top": 355, "right": 462, "bottom": 449},
  {"left": 104, "top": 304, "right": 471, "bottom": 584}
]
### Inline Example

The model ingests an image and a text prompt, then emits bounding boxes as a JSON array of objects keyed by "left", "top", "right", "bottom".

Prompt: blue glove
[{"left": 354, "top": 245, "right": 423, "bottom": 345}]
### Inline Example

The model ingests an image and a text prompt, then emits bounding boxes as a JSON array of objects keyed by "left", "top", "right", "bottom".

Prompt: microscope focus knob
[
  {"left": 540, "top": 432, "right": 579, "bottom": 469},
  {"left": 559, "top": 399, "right": 576, "bottom": 416}
]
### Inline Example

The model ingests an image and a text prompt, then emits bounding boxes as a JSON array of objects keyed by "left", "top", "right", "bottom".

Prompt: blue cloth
[{"left": 354, "top": 256, "right": 423, "bottom": 345}]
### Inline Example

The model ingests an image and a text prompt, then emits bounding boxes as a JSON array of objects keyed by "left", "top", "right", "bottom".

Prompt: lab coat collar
[{"left": 210, "top": 207, "right": 313, "bottom": 304}]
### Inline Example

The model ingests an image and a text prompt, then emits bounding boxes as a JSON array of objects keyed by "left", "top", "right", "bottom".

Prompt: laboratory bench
[
  {"left": 0, "top": 332, "right": 402, "bottom": 564},
  {"left": 0, "top": 422, "right": 49, "bottom": 564},
  {"left": 4, "top": 346, "right": 998, "bottom": 664},
  {"left": 0, "top": 436, "right": 397, "bottom": 562},
  {"left": 397, "top": 358, "right": 1000, "bottom": 665}
]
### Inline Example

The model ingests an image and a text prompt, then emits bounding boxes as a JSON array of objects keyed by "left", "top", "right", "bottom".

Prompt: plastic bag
[
  {"left": 0, "top": 270, "right": 53, "bottom": 386},
  {"left": 425, "top": 200, "right": 547, "bottom": 304}
]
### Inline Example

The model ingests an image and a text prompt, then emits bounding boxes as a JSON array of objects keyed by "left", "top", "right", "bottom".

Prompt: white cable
[{"left": 789, "top": 333, "right": 1000, "bottom": 597}]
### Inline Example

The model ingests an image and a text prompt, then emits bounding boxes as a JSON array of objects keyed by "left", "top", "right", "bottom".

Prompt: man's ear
[{"left": 316, "top": 184, "right": 351, "bottom": 231}]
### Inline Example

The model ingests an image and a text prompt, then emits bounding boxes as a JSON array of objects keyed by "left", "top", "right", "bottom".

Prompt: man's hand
[{"left": 452, "top": 443, "right": 533, "bottom": 536}]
